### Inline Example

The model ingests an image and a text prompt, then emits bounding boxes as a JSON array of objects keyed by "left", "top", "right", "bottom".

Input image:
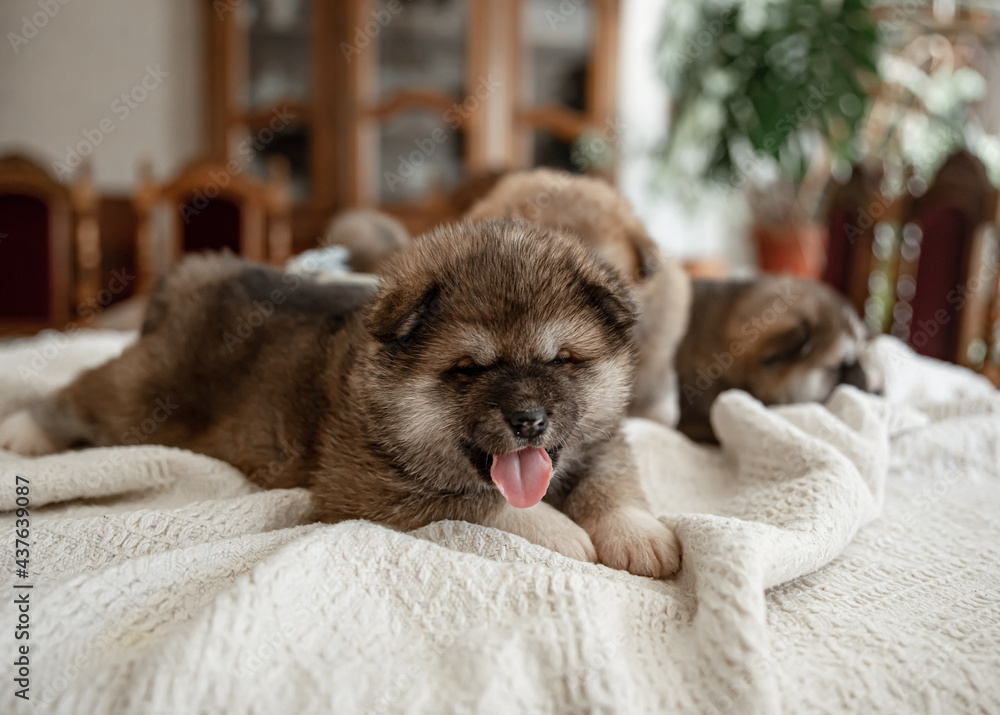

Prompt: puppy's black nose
[
  {"left": 839, "top": 361, "right": 869, "bottom": 391},
  {"left": 507, "top": 408, "right": 548, "bottom": 438}
]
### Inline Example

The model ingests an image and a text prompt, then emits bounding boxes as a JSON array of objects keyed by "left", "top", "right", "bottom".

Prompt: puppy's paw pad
[
  {"left": 586, "top": 507, "right": 681, "bottom": 579},
  {"left": 0, "top": 411, "right": 58, "bottom": 456}
]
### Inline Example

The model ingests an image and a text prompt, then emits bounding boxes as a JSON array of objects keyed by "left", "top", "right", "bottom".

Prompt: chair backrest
[
  {"left": 133, "top": 158, "right": 291, "bottom": 293},
  {"left": 983, "top": 245, "right": 1000, "bottom": 386},
  {"left": 823, "top": 152, "right": 1000, "bottom": 381},
  {"left": 896, "top": 151, "right": 998, "bottom": 364},
  {"left": 70, "top": 161, "right": 102, "bottom": 311},
  {"left": 0, "top": 154, "right": 74, "bottom": 331},
  {"left": 823, "top": 161, "right": 898, "bottom": 318}
]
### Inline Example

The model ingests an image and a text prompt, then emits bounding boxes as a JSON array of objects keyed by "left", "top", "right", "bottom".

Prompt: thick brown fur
[
  {"left": 677, "top": 276, "right": 882, "bottom": 442},
  {"left": 0, "top": 220, "right": 680, "bottom": 578},
  {"left": 465, "top": 169, "right": 692, "bottom": 426}
]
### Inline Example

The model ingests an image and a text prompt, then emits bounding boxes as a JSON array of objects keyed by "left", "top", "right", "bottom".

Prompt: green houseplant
[{"left": 658, "top": 0, "right": 881, "bottom": 277}]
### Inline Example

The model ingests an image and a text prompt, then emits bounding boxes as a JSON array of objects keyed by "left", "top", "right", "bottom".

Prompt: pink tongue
[{"left": 490, "top": 447, "right": 552, "bottom": 508}]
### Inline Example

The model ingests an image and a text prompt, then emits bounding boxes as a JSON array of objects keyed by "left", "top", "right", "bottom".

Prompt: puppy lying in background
[
  {"left": 0, "top": 220, "right": 680, "bottom": 578},
  {"left": 465, "top": 169, "right": 692, "bottom": 427},
  {"left": 323, "top": 209, "right": 411, "bottom": 274},
  {"left": 676, "top": 276, "right": 881, "bottom": 442}
]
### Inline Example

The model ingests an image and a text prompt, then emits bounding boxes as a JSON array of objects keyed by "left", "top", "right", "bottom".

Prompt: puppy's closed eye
[
  {"left": 446, "top": 357, "right": 491, "bottom": 378},
  {"left": 760, "top": 322, "right": 813, "bottom": 367},
  {"left": 549, "top": 349, "right": 584, "bottom": 367}
]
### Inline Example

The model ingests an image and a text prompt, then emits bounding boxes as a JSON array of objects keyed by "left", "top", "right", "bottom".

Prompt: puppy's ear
[
  {"left": 625, "top": 223, "right": 662, "bottom": 281},
  {"left": 365, "top": 281, "right": 440, "bottom": 346},
  {"left": 760, "top": 320, "right": 814, "bottom": 366},
  {"left": 585, "top": 281, "right": 637, "bottom": 335}
]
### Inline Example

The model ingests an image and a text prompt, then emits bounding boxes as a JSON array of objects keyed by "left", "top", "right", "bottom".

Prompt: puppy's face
[
  {"left": 358, "top": 220, "right": 637, "bottom": 506},
  {"left": 727, "top": 278, "right": 881, "bottom": 405}
]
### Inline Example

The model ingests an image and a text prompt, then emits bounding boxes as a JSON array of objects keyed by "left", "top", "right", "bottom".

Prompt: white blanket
[{"left": 1, "top": 331, "right": 998, "bottom": 714}]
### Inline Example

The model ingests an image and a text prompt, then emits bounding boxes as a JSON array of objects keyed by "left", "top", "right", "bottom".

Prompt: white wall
[
  {"left": 616, "top": 0, "right": 752, "bottom": 269},
  {"left": 0, "top": 0, "right": 203, "bottom": 192}
]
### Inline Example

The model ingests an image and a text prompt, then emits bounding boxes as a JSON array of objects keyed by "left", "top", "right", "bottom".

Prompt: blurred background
[{"left": 1, "top": 0, "right": 999, "bottom": 383}]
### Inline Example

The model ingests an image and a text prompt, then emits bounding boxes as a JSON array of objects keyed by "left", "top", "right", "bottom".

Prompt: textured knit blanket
[{"left": 0, "top": 330, "right": 998, "bottom": 715}]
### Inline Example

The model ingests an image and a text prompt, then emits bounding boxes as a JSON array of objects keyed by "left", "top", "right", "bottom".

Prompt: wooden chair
[
  {"left": 823, "top": 160, "right": 903, "bottom": 319},
  {"left": 133, "top": 158, "right": 292, "bottom": 293},
  {"left": 0, "top": 153, "right": 101, "bottom": 335},
  {"left": 893, "top": 152, "right": 998, "bottom": 366},
  {"left": 823, "top": 152, "right": 1000, "bottom": 384}
]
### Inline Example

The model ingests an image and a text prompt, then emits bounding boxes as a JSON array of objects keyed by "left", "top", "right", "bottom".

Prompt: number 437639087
[{"left": 15, "top": 475, "right": 30, "bottom": 575}]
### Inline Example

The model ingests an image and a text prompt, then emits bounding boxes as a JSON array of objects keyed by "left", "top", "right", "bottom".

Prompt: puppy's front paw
[
  {"left": 538, "top": 518, "right": 599, "bottom": 564},
  {"left": 485, "top": 501, "right": 598, "bottom": 564},
  {"left": 0, "top": 410, "right": 58, "bottom": 456},
  {"left": 583, "top": 506, "right": 681, "bottom": 579}
]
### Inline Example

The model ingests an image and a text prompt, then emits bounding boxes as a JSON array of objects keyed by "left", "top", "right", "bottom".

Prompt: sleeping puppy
[
  {"left": 0, "top": 219, "right": 680, "bottom": 578},
  {"left": 676, "top": 276, "right": 882, "bottom": 442},
  {"left": 465, "top": 169, "right": 692, "bottom": 427}
]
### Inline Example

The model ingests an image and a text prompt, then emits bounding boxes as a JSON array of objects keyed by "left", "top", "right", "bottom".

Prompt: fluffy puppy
[
  {"left": 676, "top": 276, "right": 882, "bottom": 442},
  {"left": 323, "top": 209, "right": 411, "bottom": 274},
  {"left": 465, "top": 169, "right": 692, "bottom": 426},
  {"left": 0, "top": 220, "right": 680, "bottom": 578}
]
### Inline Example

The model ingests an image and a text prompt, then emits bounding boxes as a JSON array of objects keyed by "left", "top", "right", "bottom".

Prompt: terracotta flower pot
[
  {"left": 752, "top": 222, "right": 828, "bottom": 279},
  {"left": 682, "top": 257, "right": 729, "bottom": 279}
]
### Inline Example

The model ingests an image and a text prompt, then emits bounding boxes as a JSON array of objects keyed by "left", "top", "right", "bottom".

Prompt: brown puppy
[
  {"left": 465, "top": 169, "right": 692, "bottom": 426},
  {"left": 322, "top": 209, "right": 411, "bottom": 274},
  {"left": 0, "top": 220, "right": 680, "bottom": 578},
  {"left": 676, "top": 276, "right": 880, "bottom": 442}
]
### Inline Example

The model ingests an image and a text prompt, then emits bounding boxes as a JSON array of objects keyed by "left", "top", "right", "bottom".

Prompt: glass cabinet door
[
  {"left": 361, "top": 0, "right": 468, "bottom": 207},
  {"left": 241, "top": 0, "right": 312, "bottom": 109},
  {"left": 234, "top": 0, "right": 314, "bottom": 202},
  {"left": 377, "top": 111, "right": 464, "bottom": 204},
  {"left": 519, "top": 0, "right": 605, "bottom": 175},
  {"left": 522, "top": 0, "right": 592, "bottom": 111},
  {"left": 376, "top": 0, "right": 466, "bottom": 101}
]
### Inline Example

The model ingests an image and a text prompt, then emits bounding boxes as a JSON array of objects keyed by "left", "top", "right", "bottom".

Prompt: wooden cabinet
[{"left": 205, "top": 0, "right": 620, "bottom": 245}]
